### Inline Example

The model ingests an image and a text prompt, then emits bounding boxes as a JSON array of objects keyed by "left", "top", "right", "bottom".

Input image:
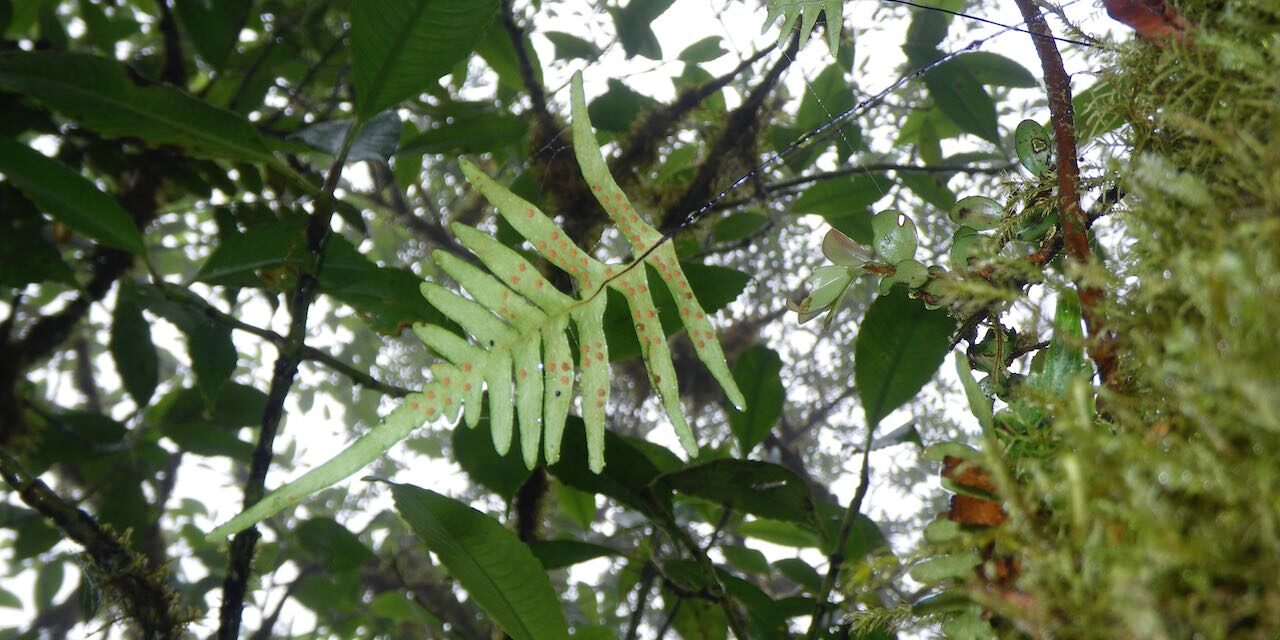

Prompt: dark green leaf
[
  {"left": 587, "top": 79, "right": 659, "bottom": 134},
  {"left": 0, "top": 585, "right": 21, "bottom": 609},
  {"left": 727, "top": 345, "right": 785, "bottom": 455},
  {"left": 773, "top": 557, "right": 822, "bottom": 592},
  {"left": 720, "top": 544, "right": 770, "bottom": 575},
  {"left": 350, "top": 0, "right": 499, "bottom": 119},
  {"left": 553, "top": 482, "right": 596, "bottom": 530},
  {"left": 610, "top": 0, "right": 676, "bottom": 59},
  {"left": 678, "top": 36, "right": 727, "bottom": 63},
  {"left": 736, "top": 518, "right": 822, "bottom": 548},
  {"left": 717, "top": 570, "right": 788, "bottom": 637},
  {"left": 173, "top": 0, "right": 250, "bottom": 69},
  {"left": 295, "top": 518, "right": 375, "bottom": 572},
  {"left": 110, "top": 286, "right": 158, "bottom": 407},
  {"left": 654, "top": 460, "right": 818, "bottom": 526},
  {"left": 855, "top": 290, "right": 956, "bottom": 427},
  {"left": 1027, "top": 289, "right": 1088, "bottom": 395},
  {"left": 0, "top": 138, "right": 144, "bottom": 254},
  {"left": 791, "top": 175, "right": 886, "bottom": 245},
  {"left": 453, "top": 415, "right": 532, "bottom": 501},
  {"left": 319, "top": 235, "right": 447, "bottom": 335},
  {"left": 0, "top": 52, "right": 274, "bottom": 163},
  {"left": 151, "top": 384, "right": 265, "bottom": 458},
  {"left": 544, "top": 31, "right": 600, "bottom": 61},
  {"left": 391, "top": 484, "right": 571, "bottom": 640},
  {"left": 135, "top": 287, "right": 237, "bottom": 407},
  {"left": 954, "top": 52, "right": 1038, "bottom": 88},
  {"left": 898, "top": 171, "right": 956, "bottom": 214},
  {"left": 196, "top": 213, "right": 306, "bottom": 286},
  {"left": 0, "top": 200, "right": 75, "bottom": 287},
  {"left": 796, "top": 65, "right": 858, "bottom": 135},
  {"left": 604, "top": 263, "right": 749, "bottom": 362},
  {"left": 671, "top": 597, "right": 728, "bottom": 640},
  {"left": 924, "top": 59, "right": 1000, "bottom": 144},
  {"left": 35, "top": 558, "right": 64, "bottom": 609},
  {"left": 527, "top": 540, "right": 620, "bottom": 570},
  {"left": 1015, "top": 119, "right": 1053, "bottom": 177},
  {"left": 292, "top": 110, "right": 403, "bottom": 163},
  {"left": 13, "top": 517, "right": 61, "bottom": 560},
  {"left": 398, "top": 111, "right": 528, "bottom": 156},
  {"left": 712, "top": 211, "right": 770, "bottom": 244},
  {"left": 548, "top": 417, "right": 672, "bottom": 518},
  {"left": 902, "top": 9, "right": 947, "bottom": 67}
]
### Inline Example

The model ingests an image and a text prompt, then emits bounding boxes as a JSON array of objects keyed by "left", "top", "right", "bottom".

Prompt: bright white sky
[{"left": 1, "top": 0, "right": 1123, "bottom": 636}]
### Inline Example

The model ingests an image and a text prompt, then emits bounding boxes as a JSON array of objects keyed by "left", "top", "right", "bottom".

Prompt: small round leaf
[
  {"left": 950, "top": 226, "right": 985, "bottom": 268},
  {"left": 949, "top": 195, "right": 1004, "bottom": 230},
  {"left": 871, "top": 209, "right": 917, "bottom": 263},
  {"left": 1015, "top": 119, "right": 1053, "bottom": 176}
]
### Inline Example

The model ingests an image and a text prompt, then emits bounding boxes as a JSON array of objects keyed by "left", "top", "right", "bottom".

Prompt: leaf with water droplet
[
  {"left": 871, "top": 210, "right": 917, "bottom": 263},
  {"left": 1015, "top": 119, "right": 1053, "bottom": 176},
  {"left": 950, "top": 195, "right": 1004, "bottom": 230}
]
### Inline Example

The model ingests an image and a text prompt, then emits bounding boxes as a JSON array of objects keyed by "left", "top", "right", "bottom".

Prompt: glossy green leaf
[
  {"left": 924, "top": 59, "right": 1000, "bottom": 144},
  {"left": 721, "top": 544, "right": 771, "bottom": 575},
  {"left": 587, "top": 79, "right": 659, "bottom": 133},
  {"left": 0, "top": 137, "right": 144, "bottom": 254},
  {"left": 955, "top": 351, "right": 993, "bottom": 430},
  {"left": 391, "top": 484, "right": 571, "bottom": 640},
  {"left": 1015, "top": 119, "right": 1053, "bottom": 176},
  {"left": 195, "top": 215, "right": 306, "bottom": 286},
  {"left": 713, "top": 210, "right": 770, "bottom": 244},
  {"left": 554, "top": 483, "right": 597, "bottom": 530},
  {"left": 110, "top": 284, "right": 159, "bottom": 407},
  {"left": 319, "top": 236, "right": 447, "bottom": 335},
  {"left": 151, "top": 384, "right": 266, "bottom": 458},
  {"left": 453, "top": 415, "right": 532, "bottom": 501},
  {"left": 671, "top": 596, "right": 728, "bottom": 640},
  {"left": 134, "top": 286, "right": 237, "bottom": 408},
  {"left": 871, "top": 209, "right": 917, "bottom": 264},
  {"left": 773, "top": 557, "right": 822, "bottom": 592},
  {"left": 909, "top": 552, "right": 981, "bottom": 583},
  {"left": 727, "top": 345, "right": 785, "bottom": 454},
  {"left": 0, "top": 52, "right": 273, "bottom": 163},
  {"left": 0, "top": 585, "right": 21, "bottom": 609},
  {"left": 950, "top": 195, "right": 1004, "bottom": 230},
  {"left": 548, "top": 418, "right": 671, "bottom": 518},
  {"left": 880, "top": 259, "right": 929, "bottom": 293},
  {"left": 610, "top": 0, "right": 676, "bottom": 59},
  {"left": 350, "top": 0, "right": 500, "bottom": 119},
  {"left": 736, "top": 519, "right": 822, "bottom": 548},
  {"left": 950, "top": 225, "right": 986, "bottom": 268},
  {"left": 898, "top": 171, "right": 957, "bottom": 212},
  {"left": 527, "top": 540, "right": 620, "bottom": 570},
  {"left": 855, "top": 290, "right": 956, "bottom": 427},
  {"left": 654, "top": 460, "right": 818, "bottom": 526},
  {"left": 398, "top": 111, "right": 528, "bottom": 156}
]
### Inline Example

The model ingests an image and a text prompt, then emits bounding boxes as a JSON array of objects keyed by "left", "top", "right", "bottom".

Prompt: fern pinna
[{"left": 208, "top": 72, "right": 745, "bottom": 540}]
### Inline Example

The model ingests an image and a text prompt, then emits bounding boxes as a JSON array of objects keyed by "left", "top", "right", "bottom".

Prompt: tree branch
[
  {"left": 216, "top": 127, "right": 358, "bottom": 639},
  {"left": 1013, "top": 0, "right": 1118, "bottom": 386},
  {"left": 0, "top": 448, "right": 186, "bottom": 639}
]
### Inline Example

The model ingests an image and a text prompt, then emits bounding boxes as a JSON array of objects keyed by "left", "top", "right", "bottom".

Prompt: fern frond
[
  {"left": 764, "top": 0, "right": 844, "bottom": 52},
  {"left": 207, "top": 72, "right": 744, "bottom": 541}
]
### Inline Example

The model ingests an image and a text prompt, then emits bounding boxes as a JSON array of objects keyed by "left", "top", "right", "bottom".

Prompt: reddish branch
[{"left": 1013, "top": 0, "right": 1119, "bottom": 386}]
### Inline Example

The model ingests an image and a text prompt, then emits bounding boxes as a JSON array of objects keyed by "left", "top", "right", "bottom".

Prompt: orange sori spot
[
  {"left": 549, "top": 250, "right": 558, "bottom": 259},
  {"left": 442, "top": 377, "right": 452, "bottom": 386},
  {"left": 684, "top": 292, "right": 694, "bottom": 300},
  {"left": 622, "top": 203, "right": 630, "bottom": 211},
  {"left": 596, "top": 400, "right": 605, "bottom": 408},
  {"left": 650, "top": 336, "right": 662, "bottom": 345},
  {"left": 626, "top": 287, "right": 635, "bottom": 296},
  {"left": 633, "top": 310, "right": 642, "bottom": 320},
  {"left": 614, "top": 193, "right": 622, "bottom": 202},
  {"left": 595, "top": 352, "right": 605, "bottom": 361},
  {"left": 696, "top": 312, "right": 705, "bottom": 320},
  {"left": 463, "top": 383, "right": 472, "bottom": 392},
  {"left": 444, "top": 398, "right": 453, "bottom": 406},
  {"left": 560, "top": 375, "right": 570, "bottom": 385},
  {"left": 605, "top": 267, "right": 615, "bottom": 276},
  {"left": 519, "top": 368, "right": 528, "bottom": 379},
  {"left": 703, "top": 330, "right": 714, "bottom": 339},
  {"left": 636, "top": 243, "right": 647, "bottom": 252},
  {"left": 569, "top": 266, "right": 580, "bottom": 276},
  {"left": 610, "top": 206, "right": 618, "bottom": 214},
  {"left": 499, "top": 306, "right": 510, "bottom": 316},
  {"left": 646, "top": 310, "right": 655, "bottom": 318},
  {"left": 580, "top": 257, "right": 588, "bottom": 267},
  {"left": 462, "top": 362, "right": 472, "bottom": 372},
  {"left": 526, "top": 208, "right": 535, "bottom": 218},
  {"left": 582, "top": 343, "right": 591, "bottom": 352},
  {"left": 630, "top": 214, "right": 639, "bottom": 223},
  {"left": 426, "top": 407, "right": 437, "bottom": 417},
  {"left": 551, "top": 231, "right": 560, "bottom": 240},
  {"left": 535, "top": 280, "right": 544, "bottom": 288},
  {"left": 561, "top": 361, "right": 571, "bottom": 372},
  {"left": 538, "top": 241, "right": 547, "bottom": 250},
  {"left": 502, "top": 290, "right": 510, "bottom": 300},
  {"left": 681, "top": 308, "right": 690, "bottom": 317},
  {"left": 583, "top": 280, "right": 592, "bottom": 289},
  {"left": 697, "top": 340, "right": 706, "bottom": 348},
  {"left": 594, "top": 342, "right": 603, "bottom": 349},
  {"left": 410, "top": 401, "right": 420, "bottom": 410},
  {"left": 510, "top": 275, "right": 521, "bottom": 285},
  {"left": 518, "top": 263, "right": 527, "bottom": 272},
  {"left": 654, "top": 375, "right": 662, "bottom": 384},
  {"left": 593, "top": 184, "right": 602, "bottom": 192},
  {"left": 637, "top": 322, "right": 646, "bottom": 332},
  {"left": 637, "top": 285, "right": 647, "bottom": 294},
  {"left": 597, "top": 389, "right": 606, "bottom": 397}
]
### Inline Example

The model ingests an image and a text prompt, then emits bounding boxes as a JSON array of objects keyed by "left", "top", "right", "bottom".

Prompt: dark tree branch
[
  {"left": 623, "top": 562, "right": 657, "bottom": 640},
  {"left": 661, "top": 34, "right": 802, "bottom": 232},
  {"left": 217, "top": 133, "right": 356, "bottom": 639},
  {"left": 500, "top": 0, "right": 556, "bottom": 133},
  {"left": 154, "top": 0, "right": 187, "bottom": 86},
  {"left": 1013, "top": 0, "right": 1118, "bottom": 386},
  {"left": 367, "top": 162, "right": 473, "bottom": 260},
  {"left": 0, "top": 449, "right": 186, "bottom": 639}
]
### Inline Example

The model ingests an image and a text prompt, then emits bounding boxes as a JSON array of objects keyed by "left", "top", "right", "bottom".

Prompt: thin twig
[
  {"left": 806, "top": 423, "right": 877, "bottom": 639},
  {"left": 216, "top": 122, "right": 360, "bottom": 640}
]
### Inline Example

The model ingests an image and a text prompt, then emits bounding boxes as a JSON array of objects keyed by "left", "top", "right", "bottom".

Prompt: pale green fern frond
[
  {"left": 207, "top": 71, "right": 744, "bottom": 541},
  {"left": 764, "top": 0, "right": 844, "bottom": 52}
]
